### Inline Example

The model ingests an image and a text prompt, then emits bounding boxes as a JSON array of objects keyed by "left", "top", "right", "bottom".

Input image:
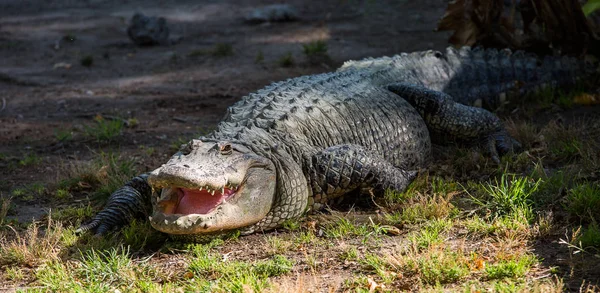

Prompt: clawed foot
[{"left": 483, "top": 131, "right": 522, "bottom": 164}]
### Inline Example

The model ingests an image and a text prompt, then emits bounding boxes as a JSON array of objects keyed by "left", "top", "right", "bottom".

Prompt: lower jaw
[{"left": 149, "top": 211, "right": 213, "bottom": 234}]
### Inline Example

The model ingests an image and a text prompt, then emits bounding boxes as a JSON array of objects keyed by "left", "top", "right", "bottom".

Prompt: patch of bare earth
[{"left": 1, "top": 0, "right": 600, "bottom": 292}]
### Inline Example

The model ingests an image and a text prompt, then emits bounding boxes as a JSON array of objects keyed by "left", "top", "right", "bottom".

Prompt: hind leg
[{"left": 388, "top": 83, "right": 521, "bottom": 163}]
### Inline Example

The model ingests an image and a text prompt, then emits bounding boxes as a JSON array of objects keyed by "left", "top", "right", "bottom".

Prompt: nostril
[{"left": 183, "top": 164, "right": 190, "bottom": 168}]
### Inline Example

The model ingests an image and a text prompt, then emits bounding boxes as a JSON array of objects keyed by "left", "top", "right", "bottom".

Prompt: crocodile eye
[{"left": 220, "top": 143, "right": 232, "bottom": 155}]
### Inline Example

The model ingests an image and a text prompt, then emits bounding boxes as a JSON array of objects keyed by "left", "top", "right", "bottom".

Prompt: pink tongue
[{"left": 175, "top": 188, "right": 223, "bottom": 214}]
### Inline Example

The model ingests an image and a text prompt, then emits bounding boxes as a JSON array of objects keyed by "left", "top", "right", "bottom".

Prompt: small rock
[
  {"left": 53, "top": 62, "right": 72, "bottom": 69},
  {"left": 127, "top": 13, "right": 170, "bottom": 46},
  {"left": 245, "top": 4, "right": 299, "bottom": 24}
]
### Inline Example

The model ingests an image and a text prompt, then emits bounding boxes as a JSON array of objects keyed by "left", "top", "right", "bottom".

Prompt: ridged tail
[
  {"left": 440, "top": 47, "right": 594, "bottom": 109},
  {"left": 76, "top": 174, "right": 152, "bottom": 235},
  {"left": 340, "top": 47, "right": 595, "bottom": 109}
]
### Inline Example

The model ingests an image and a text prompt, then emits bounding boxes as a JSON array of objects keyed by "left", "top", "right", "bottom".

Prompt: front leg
[
  {"left": 308, "top": 144, "right": 417, "bottom": 210},
  {"left": 76, "top": 174, "right": 152, "bottom": 235},
  {"left": 388, "top": 83, "right": 521, "bottom": 163}
]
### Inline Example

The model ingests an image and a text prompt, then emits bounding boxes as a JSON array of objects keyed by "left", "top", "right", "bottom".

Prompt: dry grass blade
[
  {"left": 0, "top": 216, "right": 65, "bottom": 267},
  {"left": 0, "top": 196, "right": 12, "bottom": 225}
]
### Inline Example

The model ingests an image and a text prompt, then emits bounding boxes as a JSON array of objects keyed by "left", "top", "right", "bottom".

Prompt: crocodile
[{"left": 77, "top": 47, "right": 590, "bottom": 241}]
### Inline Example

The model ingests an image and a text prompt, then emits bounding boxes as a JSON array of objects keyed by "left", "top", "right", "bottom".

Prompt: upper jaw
[{"left": 147, "top": 164, "right": 245, "bottom": 192}]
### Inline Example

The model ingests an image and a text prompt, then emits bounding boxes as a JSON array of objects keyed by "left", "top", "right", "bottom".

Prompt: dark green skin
[{"left": 77, "top": 47, "right": 590, "bottom": 240}]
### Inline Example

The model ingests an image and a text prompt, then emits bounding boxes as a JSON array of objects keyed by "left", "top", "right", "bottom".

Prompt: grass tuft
[
  {"left": 302, "top": 40, "right": 331, "bottom": 64},
  {"left": 565, "top": 183, "right": 600, "bottom": 224},
  {"left": 188, "top": 43, "right": 234, "bottom": 58},
  {"left": 83, "top": 115, "right": 124, "bottom": 142},
  {"left": 0, "top": 195, "right": 13, "bottom": 225},
  {"left": 58, "top": 151, "right": 138, "bottom": 200},
  {"left": 18, "top": 152, "right": 41, "bottom": 167},
  {"left": 576, "top": 223, "right": 600, "bottom": 251},
  {"left": 467, "top": 173, "right": 540, "bottom": 222},
  {"left": 0, "top": 217, "right": 65, "bottom": 267},
  {"left": 485, "top": 254, "right": 537, "bottom": 280},
  {"left": 278, "top": 52, "right": 294, "bottom": 67},
  {"left": 187, "top": 244, "right": 293, "bottom": 292}
]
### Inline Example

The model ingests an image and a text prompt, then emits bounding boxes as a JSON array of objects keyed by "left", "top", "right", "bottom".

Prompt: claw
[{"left": 484, "top": 130, "right": 521, "bottom": 163}]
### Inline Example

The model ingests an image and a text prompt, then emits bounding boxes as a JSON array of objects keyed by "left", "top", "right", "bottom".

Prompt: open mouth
[{"left": 157, "top": 185, "right": 240, "bottom": 215}]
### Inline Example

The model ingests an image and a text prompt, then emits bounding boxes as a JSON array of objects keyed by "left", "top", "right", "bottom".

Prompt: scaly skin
[{"left": 77, "top": 47, "right": 591, "bottom": 240}]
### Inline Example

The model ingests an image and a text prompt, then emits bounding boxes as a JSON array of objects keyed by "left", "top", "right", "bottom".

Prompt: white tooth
[
  {"left": 199, "top": 186, "right": 203, "bottom": 191},
  {"left": 211, "top": 190, "right": 215, "bottom": 196},
  {"left": 221, "top": 187, "right": 225, "bottom": 194}
]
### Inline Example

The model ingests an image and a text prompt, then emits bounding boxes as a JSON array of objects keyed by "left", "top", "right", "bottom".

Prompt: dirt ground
[
  {"left": 1, "top": 0, "right": 600, "bottom": 292},
  {"left": 0, "top": 0, "right": 450, "bottom": 209}
]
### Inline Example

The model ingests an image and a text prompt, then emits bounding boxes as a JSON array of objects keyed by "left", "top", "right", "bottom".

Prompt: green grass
[
  {"left": 18, "top": 152, "right": 41, "bottom": 167},
  {"left": 303, "top": 40, "right": 327, "bottom": 56},
  {"left": 467, "top": 174, "right": 540, "bottom": 222},
  {"left": 54, "top": 128, "right": 73, "bottom": 142},
  {"left": 576, "top": 223, "right": 600, "bottom": 251},
  {"left": 406, "top": 248, "right": 471, "bottom": 285},
  {"left": 278, "top": 52, "right": 294, "bottom": 67},
  {"left": 565, "top": 183, "right": 600, "bottom": 224},
  {"left": 302, "top": 40, "right": 331, "bottom": 64},
  {"left": 529, "top": 163, "right": 572, "bottom": 206},
  {"left": 83, "top": 116, "right": 124, "bottom": 142},
  {"left": 264, "top": 236, "right": 291, "bottom": 255},
  {"left": 408, "top": 219, "right": 452, "bottom": 251},
  {"left": 10, "top": 183, "right": 46, "bottom": 202},
  {"left": 361, "top": 252, "right": 397, "bottom": 285},
  {"left": 521, "top": 83, "right": 582, "bottom": 110},
  {"left": 485, "top": 254, "right": 537, "bottom": 280},
  {"left": 187, "top": 244, "right": 293, "bottom": 292},
  {"left": 51, "top": 205, "right": 94, "bottom": 224},
  {"left": 255, "top": 50, "right": 264, "bottom": 63},
  {"left": 0, "top": 196, "right": 12, "bottom": 225},
  {"left": 57, "top": 151, "right": 138, "bottom": 200},
  {"left": 321, "top": 215, "right": 389, "bottom": 243},
  {"left": 2, "top": 87, "right": 599, "bottom": 292},
  {"left": 37, "top": 247, "right": 159, "bottom": 292},
  {"left": 339, "top": 246, "right": 360, "bottom": 261},
  {"left": 120, "top": 220, "right": 167, "bottom": 251},
  {"left": 188, "top": 43, "right": 234, "bottom": 58},
  {"left": 211, "top": 43, "right": 234, "bottom": 57}
]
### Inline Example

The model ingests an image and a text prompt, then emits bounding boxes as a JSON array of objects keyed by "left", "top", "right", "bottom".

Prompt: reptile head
[{"left": 147, "top": 139, "right": 276, "bottom": 235}]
